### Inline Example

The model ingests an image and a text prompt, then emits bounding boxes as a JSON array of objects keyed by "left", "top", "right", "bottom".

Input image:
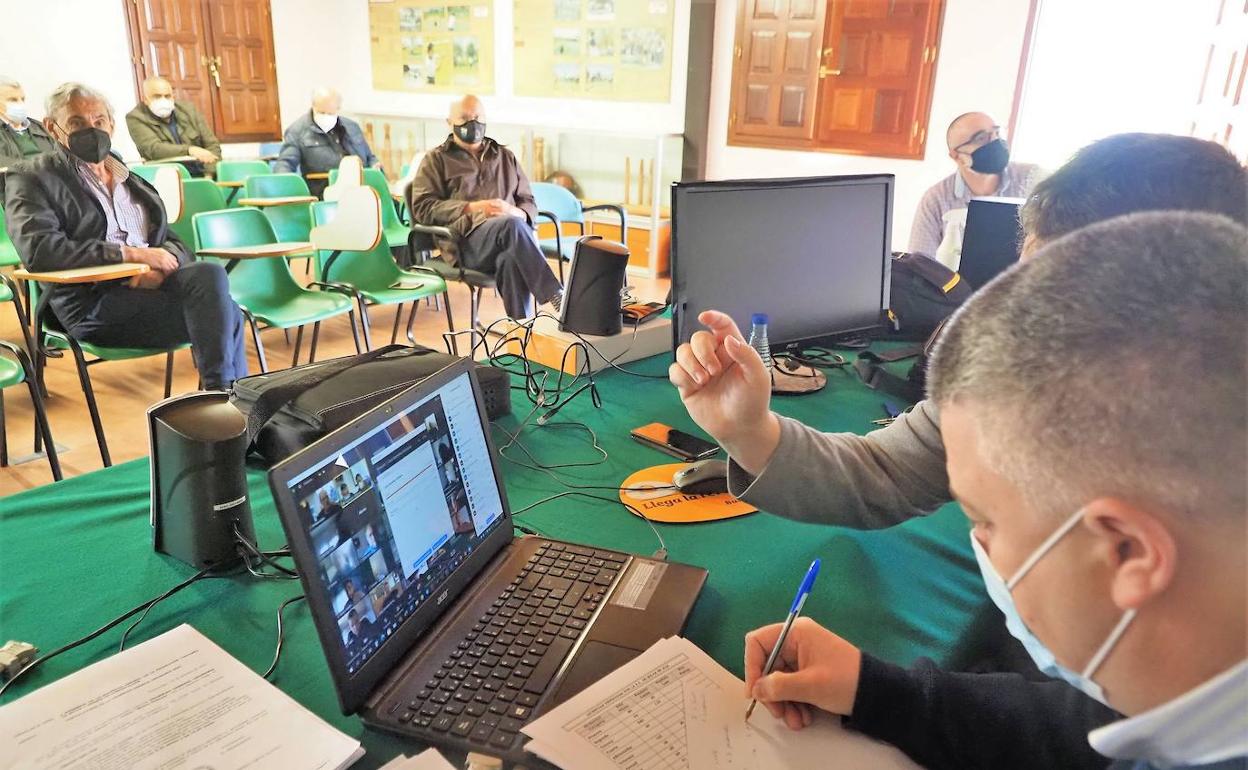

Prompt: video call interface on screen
[{"left": 286, "top": 372, "right": 506, "bottom": 675}]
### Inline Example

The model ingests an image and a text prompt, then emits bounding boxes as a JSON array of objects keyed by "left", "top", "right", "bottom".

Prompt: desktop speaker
[
  {"left": 149, "top": 391, "right": 256, "bottom": 569},
  {"left": 559, "top": 235, "right": 629, "bottom": 337}
]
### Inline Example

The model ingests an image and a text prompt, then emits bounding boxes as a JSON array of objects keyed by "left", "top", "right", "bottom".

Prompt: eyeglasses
[{"left": 954, "top": 126, "right": 1001, "bottom": 154}]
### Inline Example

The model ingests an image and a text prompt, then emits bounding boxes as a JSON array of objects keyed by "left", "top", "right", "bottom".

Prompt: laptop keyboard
[{"left": 388, "top": 542, "right": 627, "bottom": 751}]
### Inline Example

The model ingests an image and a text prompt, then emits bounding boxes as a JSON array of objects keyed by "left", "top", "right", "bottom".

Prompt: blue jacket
[{"left": 273, "top": 111, "right": 377, "bottom": 177}]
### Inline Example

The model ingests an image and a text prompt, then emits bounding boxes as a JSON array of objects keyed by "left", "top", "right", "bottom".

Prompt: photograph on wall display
[
  {"left": 587, "top": 28, "right": 614, "bottom": 57},
  {"left": 553, "top": 28, "right": 581, "bottom": 57},
  {"left": 447, "top": 5, "right": 469, "bottom": 31},
  {"left": 554, "top": 0, "right": 580, "bottom": 21},
  {"left": 587, "top": 64, "right": 615, "bottom": 86},
  {"left": 587, "top": 0, "right": 615, "bottom": 21},
  {"left": 554, "top": 63, "right": 582, "bottom": 85},
  {"left": 370, "top": 0, "right": 495, "bottom": 93},
  {"left": 454, "top": 37, "right": 479, "bottom": 69},
  {"left": 399, "top": 7, "right": 422, "bottom": 30},
  {"left": 621, "top": 27, "right": 665, "bottom": 68}
]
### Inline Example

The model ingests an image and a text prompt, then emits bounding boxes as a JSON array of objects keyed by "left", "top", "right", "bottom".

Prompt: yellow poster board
[
  {"left": 514, "top": 0, "right": 675, "bottom": 102},
  {"left": 369, "top": 0, "right": 496, "bottom": 94}
]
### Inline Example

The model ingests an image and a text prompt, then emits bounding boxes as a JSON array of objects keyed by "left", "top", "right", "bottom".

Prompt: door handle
[
  {"left": 206, "top": 56, "right": 222, "bottom": 88},
  {"left": 819, "top": 66, "right": 842, "bottom": 79}
]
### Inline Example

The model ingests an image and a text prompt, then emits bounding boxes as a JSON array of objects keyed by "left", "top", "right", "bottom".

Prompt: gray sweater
[{"left": 727, "top": 398, "right": 950, "bottom": 528}]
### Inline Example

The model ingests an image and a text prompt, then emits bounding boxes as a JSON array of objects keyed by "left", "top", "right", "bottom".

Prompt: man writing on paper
[
  {"left": 407, "top": 94, "right": 563, "bottom": 320},
  {"left": 2, "top": 82, "right": 247, "bottom": 389},
  {"left": 743, "top": 211, "right": 1247, "bottom": 770}
]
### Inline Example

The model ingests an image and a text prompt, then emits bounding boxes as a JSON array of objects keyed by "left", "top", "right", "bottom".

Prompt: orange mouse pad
[{"left": 619, "top": 463, "right": 758, "bottom": 524}]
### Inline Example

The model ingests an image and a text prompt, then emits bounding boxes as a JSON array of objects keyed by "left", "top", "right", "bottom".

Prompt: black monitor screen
[
  {"left": 281, "top": 369, "right": 507, "bottom": 676},
  {"left": 671, "top": 174, "right": 894, "bottom": 350}
]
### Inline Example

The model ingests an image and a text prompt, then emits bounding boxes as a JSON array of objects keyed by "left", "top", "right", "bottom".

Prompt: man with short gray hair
[
  {"left": 274, "top": 87, "right": 378, "bottom": 198},
  {"left": 125, "top": 76, "right": 220, "bottom": 177},
  {"left": 1, "top": 82, "right": 247, "bottom": 390},
  {"left": 743, "top": 211, "right": 1247, "bottom": 769},
  {"left": 0, "top": 76, "right": 57, "bottom": 167}
]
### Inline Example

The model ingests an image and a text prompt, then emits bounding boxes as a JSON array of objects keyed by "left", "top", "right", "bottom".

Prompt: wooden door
[
  {"left": 125, "top": 0, "right": 218, "bottom": 127},
  {"left": 815, "top": 0, "right": 944, "bottom": 159},
  {"left": 729, "top": 0, "right": 828, "bottom": 143},
  {"left": 1190, "top": 0, "right": 1248, "bottom": 159},
  {"left": 202, "top": 0, "right": 282, "bottom": 142},
  {"left": 124, "top": 0, "right": 281, "bottom": 143}
]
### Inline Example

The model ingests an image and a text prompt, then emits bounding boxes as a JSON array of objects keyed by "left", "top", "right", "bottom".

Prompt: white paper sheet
[
  {"left": 521, "top": 636, "right": 919, "bottom": 770},
  {"left": 0, "top": 623, "right": 364, "bottom": 770},
  {"left": 377, "top": 748, "right": 457, "bottom": 770}
]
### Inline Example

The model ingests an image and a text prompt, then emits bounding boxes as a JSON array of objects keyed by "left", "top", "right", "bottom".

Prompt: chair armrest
[
  {"left": 12, "top": 263, "right": 150, "bottom": 284},
  {"left": 0, "top": 338, "right": 33, "bottom": 372},
  {"left": 409, "top": 223, "right": 454, "bottom": 239},
  {"left": 582, "top": 203, "right": 628, "bottom": 242},
  {"left": 537, "top": 210, "right": 560, "bottom": 226}
]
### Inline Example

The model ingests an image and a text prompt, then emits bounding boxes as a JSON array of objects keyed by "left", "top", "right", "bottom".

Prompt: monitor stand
[{"left": 770, "top": 360, "right": 827, "bottom": 395}]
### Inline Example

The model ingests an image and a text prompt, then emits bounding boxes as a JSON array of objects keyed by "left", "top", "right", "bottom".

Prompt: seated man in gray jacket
[
  {"left": 274, "top": 87, "right": 378, "bottom": 198},
  {"left": 670, "top": 133, "right": 1247, "bottom": 531}
]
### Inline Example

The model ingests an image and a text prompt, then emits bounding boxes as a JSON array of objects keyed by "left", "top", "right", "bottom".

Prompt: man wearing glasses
[{"left": 908, "top": 112, "right": 1040, "bottom": 264}]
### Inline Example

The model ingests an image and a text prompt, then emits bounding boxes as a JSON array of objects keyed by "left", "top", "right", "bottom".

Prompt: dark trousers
[
  {"left": 460, "top": 216, "right": 561, "bottom": 319},
  {"left": 70, "top": 261, "right": 248, "bottom": 389}
]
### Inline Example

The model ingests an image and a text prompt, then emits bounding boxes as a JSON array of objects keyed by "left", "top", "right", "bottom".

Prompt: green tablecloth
[{"left": 0, "top": 352, "right": 987, "bottom": 768}]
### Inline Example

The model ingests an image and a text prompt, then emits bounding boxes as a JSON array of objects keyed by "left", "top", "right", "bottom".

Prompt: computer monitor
[
  {"left": 959, "top": 196, "right": 1025, "bottom": 290},
  {"left": 670, "top": 174, "right": 894, "bottom": 352}
]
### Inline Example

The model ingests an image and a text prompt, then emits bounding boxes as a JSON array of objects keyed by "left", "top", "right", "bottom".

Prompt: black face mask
[
  {"left": 969, "top": 138, "right": 1010, "bottom": 175},
  {"left": 454, "top": 120, "right": 486, "bottom": 145},
  {"left": 63, "top": 126, "right": 112, "bottom": 164}
]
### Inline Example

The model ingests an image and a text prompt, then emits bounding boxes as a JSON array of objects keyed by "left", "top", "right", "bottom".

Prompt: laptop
[
  {"left": 959, "top": 196, "right": 1025, "bottom": 290},
  {"left": 268, "top": 358, "right": 707, "bottom": 765}
]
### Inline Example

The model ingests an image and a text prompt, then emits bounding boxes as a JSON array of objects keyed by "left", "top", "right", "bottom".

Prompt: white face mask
[
  {"left": 149, "top": 98, "right": 175, "bottom": 119},
  {"left": 971, "top": 508, "right": 1138, "bottom": 705},
  {"left": 313, "top": 111, "right": 338, "bottom": 132},
  {"left": 5, "top": 100, "right": 28, "bottom": 125}
]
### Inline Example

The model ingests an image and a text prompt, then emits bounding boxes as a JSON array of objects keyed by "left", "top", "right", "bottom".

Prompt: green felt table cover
[{"left": 0, "top": 351, "right": 988, "bottom": 768}]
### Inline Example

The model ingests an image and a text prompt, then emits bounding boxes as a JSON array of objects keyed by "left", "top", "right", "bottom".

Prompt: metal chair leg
[
  {"left": 347, "top": 310, "right": 363, "bottom": 355},
  {"left": 469, "top": 287, "right": 483, "bottom": 353},
  {"left": 357, "top": 296, "right": 374, "bottom": 351},
  {"left": 0, "top": 388, "right": 7, "bottom": 467},
  {"left": 19, "top": 350, "right": 61, "bottom": 481},
  {"left": 292, "top": 325, "right": 305, "bottom": 368},
  {"left": 246, "top": 313, "right": 269, "bottom": 373},
  {"left": 164, "top": 351, "right": 175, "bottom": 398},
  {"left": 405, "top": 301, "right": 419, "bottom": 345},
  {"left": 390, "top": 302, "right": 404, "bottom": 345},
  {"left": 441, "top": 290, "right": 458, "bottom": 356},
  {"left": 33, "top": 349, "right": 45, "bottom": 453},
  {"left": 71, "top": 344, "right": 110, "bottom": 467},
  {"left": 309, "top": 321, "right": 321, "bottom": 363}
]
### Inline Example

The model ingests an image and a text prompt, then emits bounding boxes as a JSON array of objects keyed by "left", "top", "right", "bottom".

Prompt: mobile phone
[{"left": 630, "top": 422, "right": 719, "bottom": 461}]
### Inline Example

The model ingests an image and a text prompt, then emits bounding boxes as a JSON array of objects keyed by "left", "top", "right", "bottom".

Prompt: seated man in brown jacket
[{"left": 407, "top": 94, "right": 562, "bottom": 320}]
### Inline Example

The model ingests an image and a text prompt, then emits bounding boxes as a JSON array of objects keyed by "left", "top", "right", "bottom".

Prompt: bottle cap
[{"left": 751, "top": 313, "right": 769, "bottom": 326}]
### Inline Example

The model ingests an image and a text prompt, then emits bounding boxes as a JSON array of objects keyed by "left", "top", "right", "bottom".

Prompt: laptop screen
[{"left": 281, "top": 368, "right": 507, "bottom": 676}]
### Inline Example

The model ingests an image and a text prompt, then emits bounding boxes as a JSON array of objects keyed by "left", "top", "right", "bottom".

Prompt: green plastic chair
[
  {"left": 245, "top": 173, "right": 312, "bottom": 199},
  {"left": 0, "top": 206, "right": 31, "bottom": 327},
  {"left": 27, "top": 280, "right": 185, "bottom": 467},
  {"left": 531, "top": 181, "right": 627, "bottom": 283},
  {"left": 216, "top": 160, "right": 271, "bottom": 184},
  {"left": 0, "top": 335, "right": 61, "bottom": 480},
  {"left": 311, "top": 200, "right": 450, "bottom": 351},
  {"left": 168, "top": 179, "right": 228, "bottom": 252},
  {"left": 193, "top": 208, "right": 359, "bottom": 371},
  {"left": 131, "top": 162, "right": 192, "bottom": 182},
  {"left": 329, "top": 167, "right": 410, "bottom": 249}
]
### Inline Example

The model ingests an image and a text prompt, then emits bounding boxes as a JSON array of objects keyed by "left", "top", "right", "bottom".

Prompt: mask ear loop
[
  {"left": 1082, "top": 608, "right": 1137, "bottom": 680},
  {"left": 1005, "top": 509, "right": 1086, "bottom": 590}
]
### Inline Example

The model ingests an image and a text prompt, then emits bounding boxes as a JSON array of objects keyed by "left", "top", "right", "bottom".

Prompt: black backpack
[{"left": 883, "top": 252, "right": 973, "bottom": 341}]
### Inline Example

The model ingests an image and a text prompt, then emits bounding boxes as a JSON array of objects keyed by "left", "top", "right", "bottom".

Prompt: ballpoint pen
[{"left": 746, "top": 558, "right": 821, "bottom": 720}]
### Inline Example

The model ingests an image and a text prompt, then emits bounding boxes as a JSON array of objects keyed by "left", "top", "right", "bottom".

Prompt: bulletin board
[
  {"left": 368, "top": 0, "right": 496, "bottom": 94},
  {"left": 513, "top": 0, "right": 675, "bottom": 102}
]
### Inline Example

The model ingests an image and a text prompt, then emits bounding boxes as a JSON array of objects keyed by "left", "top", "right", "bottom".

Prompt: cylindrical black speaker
[
  {"left": 559, "top": 235, "right": 629, "bottom": 337},
  {"left": 149, "top": 391, "right": 255, "bottom": 568}
]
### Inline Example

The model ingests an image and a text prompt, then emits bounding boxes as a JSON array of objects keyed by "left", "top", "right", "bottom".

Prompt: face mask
[
  {"left": 313, "top": 112, "right": 338, "bottom": 132},
  {"left": 61, "top": 125, "right": 112, "bottom": 164},
  {"left": 970, "top": 509, "right": 1137, "bottom": 705},
  {"left": 149, "top": 98, "right": 175, "bottom": 119},
  {"left": 969, "top": 138, "right": 1010, "bottom": 174},
  {"left": 454, "top": 119, "right": 485, "bottom": 145},
  {"left": 5, "top": 101, "right": 28, "bottom": 124}
]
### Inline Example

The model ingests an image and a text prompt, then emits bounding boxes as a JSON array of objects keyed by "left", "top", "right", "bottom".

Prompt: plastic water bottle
[{"left": 748, "top": 313, "right": 774, "bottom": 371}]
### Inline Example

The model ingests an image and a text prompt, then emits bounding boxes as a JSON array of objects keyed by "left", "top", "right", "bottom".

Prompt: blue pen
[{"left": 746, "top": 558, "right": 821, "bottom": 720}]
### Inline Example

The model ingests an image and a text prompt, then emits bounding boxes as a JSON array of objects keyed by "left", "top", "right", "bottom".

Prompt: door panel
[
  {"left": 126, "top": 0, "right": 217, "bottom": 128},
  {"left": 729, "top": 0, "right": 828, "bottom": 141},
  {"left": 204, "top": 0, "right": 282, "bottom": 141}
]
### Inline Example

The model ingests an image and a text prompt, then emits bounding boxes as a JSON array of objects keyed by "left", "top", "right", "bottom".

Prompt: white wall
[{"left": 704, "top": 0, "right": 1034, "bottom": 250}]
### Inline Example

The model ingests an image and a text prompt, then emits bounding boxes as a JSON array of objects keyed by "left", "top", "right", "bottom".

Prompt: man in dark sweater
[
  {"left": 0, "top": 77, "right": 58, "bottom": 167},
  {"left": 741, "top": 212, "right": 1247, "bottom": 770}
]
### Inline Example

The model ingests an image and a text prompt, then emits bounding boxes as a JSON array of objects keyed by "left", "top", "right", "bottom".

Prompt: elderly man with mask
[
  {"left": 742, "top": 211, "right": 1247, "bottom": 770},
  {"left": 1, "top": 82, "right": 247, "bottom": 390},
  {"left": 0, "top": 77, "right": 58, "bottom": 167},
  {"left": 908, "top": 111, "right": 1040, "bottom": 265},
  {"left": 125, "top": 76, "right": 221, "bottom": 177},
  {"left": 407, "top": 94, "right": 562, "bottom": 320},
  {"left": 274, "top": 87, "right": 378, "bottom": 198}
]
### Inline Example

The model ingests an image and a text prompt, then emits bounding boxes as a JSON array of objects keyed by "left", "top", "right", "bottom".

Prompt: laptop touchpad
[{"left": 546, "top": 641, "right": 639, "bottom": 709}]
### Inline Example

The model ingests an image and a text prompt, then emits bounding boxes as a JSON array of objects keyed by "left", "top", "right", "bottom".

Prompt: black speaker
[
  {"left": 559, "top": 235, "right": 629, "bottom": 336},
  {"left": 149, "top": 391, "right": 255, "bottom": 568}
]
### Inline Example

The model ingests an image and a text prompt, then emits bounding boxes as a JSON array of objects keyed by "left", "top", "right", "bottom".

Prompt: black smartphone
[{"left": 630, "top": 422, "right": 720, "bottom": 461}]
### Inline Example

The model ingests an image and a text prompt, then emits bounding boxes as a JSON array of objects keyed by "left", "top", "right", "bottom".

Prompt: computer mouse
[{"left": 672, "top": 458, "right": 729, "bottom": 495}]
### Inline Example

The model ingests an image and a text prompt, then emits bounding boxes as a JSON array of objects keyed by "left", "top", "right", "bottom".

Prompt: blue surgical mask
[{"left": 970, "top": 509, "right": 1137, "bottom": 705}]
